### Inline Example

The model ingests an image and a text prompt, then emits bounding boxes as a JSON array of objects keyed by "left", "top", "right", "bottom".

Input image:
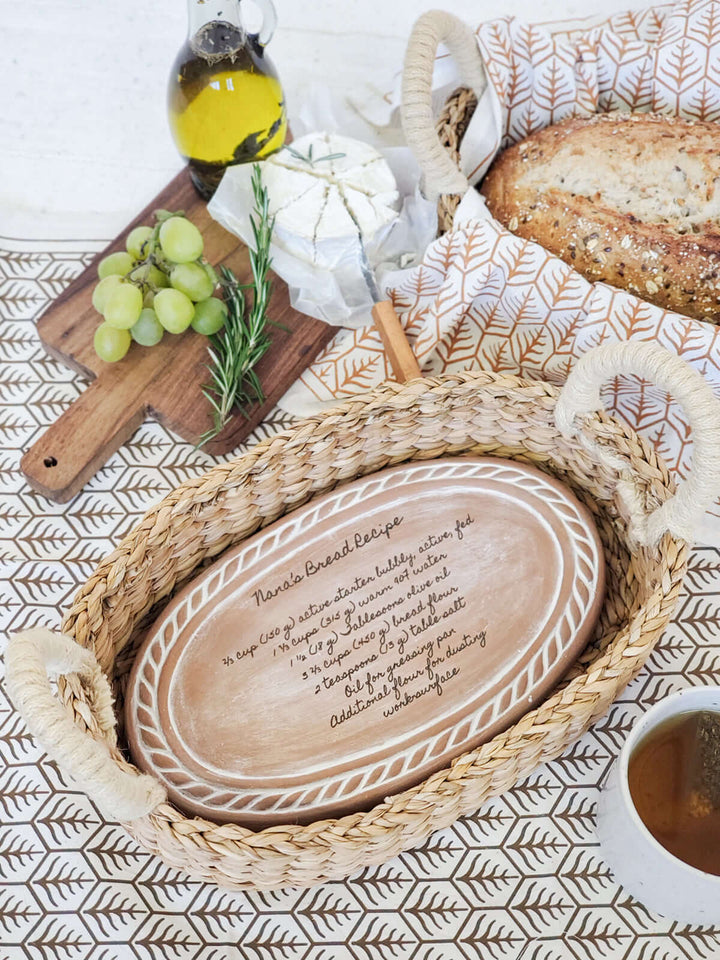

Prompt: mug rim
[{"left": 615, "top": 686, "right": 720, "bottom": 884}]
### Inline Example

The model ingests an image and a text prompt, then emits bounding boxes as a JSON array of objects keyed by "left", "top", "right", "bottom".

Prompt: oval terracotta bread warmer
[
  {"left": 6, "top": 341, "right": 720, "bottom": 890},
  {"left": 123, "top": 453, "right": 606, "bottom": 828}
]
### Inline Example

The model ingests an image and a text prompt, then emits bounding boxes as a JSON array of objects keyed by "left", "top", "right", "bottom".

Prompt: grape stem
[
  {"left": 198, "top": 165, "right": 276, "bottom": 447},
  {"left": 122, "top": 210, "right": 196, "bottom": 294}
]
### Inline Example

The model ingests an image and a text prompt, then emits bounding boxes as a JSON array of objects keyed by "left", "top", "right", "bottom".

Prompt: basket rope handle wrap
[
  {"left": 555, "top": 341, "right": 720, "bottom": 546},
  {"left": 402, "top": 10, "right": 486, "bottom": 200},
  {"left": 4, "top": 627, "right": 166, "bottom": 821}
]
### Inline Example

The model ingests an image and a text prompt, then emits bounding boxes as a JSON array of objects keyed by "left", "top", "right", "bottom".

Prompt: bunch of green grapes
[{"left": 91, "top": 212, "right": 228, "bottom": 362}]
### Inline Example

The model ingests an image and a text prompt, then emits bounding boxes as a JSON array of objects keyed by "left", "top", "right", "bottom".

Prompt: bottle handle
[{"left": 250, "top": 0, "right": 278, "bottom": 46}]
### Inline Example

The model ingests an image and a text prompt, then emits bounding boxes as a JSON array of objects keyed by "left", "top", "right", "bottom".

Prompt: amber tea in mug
[{"left": 627, "top": 709, "right": 720, "bottom": 876}]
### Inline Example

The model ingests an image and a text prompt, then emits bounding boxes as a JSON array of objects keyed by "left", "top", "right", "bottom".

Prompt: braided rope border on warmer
[{"left": 57, "top": 370, "right": 687, "bottom": 889}]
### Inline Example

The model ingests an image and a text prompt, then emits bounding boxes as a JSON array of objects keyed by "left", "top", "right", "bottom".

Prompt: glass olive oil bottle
[{"left": 168, "top": 0, "right": 287, "bottom": 198}]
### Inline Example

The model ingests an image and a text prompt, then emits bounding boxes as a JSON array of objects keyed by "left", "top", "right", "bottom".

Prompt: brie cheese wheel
[{"left": 260, "top": 132, "right": 400, "bottom": 267}]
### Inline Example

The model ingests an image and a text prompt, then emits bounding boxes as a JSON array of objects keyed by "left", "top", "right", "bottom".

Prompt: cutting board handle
[{"left": 21, "top": 377, "right": 146, "bottom": 503}]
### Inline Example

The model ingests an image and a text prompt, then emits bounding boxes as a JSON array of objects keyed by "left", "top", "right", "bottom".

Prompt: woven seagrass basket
[
  {"left": 435, "top": 85, "right": 478, "bottom": 234},
  {"left": 7, "top": 338, "right": 720, "bottom": 890}
]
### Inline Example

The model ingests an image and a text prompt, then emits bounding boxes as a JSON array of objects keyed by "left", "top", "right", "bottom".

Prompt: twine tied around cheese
[{"left": 4, "top": 627, "right": 166, "bottom": 821}]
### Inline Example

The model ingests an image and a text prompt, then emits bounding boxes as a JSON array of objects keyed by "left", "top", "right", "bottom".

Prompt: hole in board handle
[{"left": 43, "top": 457, "right": 58, "bottom": 468}]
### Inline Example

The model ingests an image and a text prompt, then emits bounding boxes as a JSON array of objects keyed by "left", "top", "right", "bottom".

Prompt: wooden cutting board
[{"left": 20, "top": 168, "right": 335, "bottom": 503}]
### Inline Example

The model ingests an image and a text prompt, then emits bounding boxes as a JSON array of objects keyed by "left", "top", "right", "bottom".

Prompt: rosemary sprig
[
  {"left": 286, "top": 142, "right": 346, "bottom": 166},
  {"left": 198, "top": 165, "right": 275, "bottom": 446}
]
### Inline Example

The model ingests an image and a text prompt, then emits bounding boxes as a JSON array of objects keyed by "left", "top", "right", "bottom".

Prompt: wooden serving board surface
[{"left": 20, "top": 168, "right": 335, "bottom": 503}]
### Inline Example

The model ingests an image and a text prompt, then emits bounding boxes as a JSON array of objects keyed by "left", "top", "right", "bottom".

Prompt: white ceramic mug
[{"left": 596, "top": 686, "right": 720, "bottom": 924}]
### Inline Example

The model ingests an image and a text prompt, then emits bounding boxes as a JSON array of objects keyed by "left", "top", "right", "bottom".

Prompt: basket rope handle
[
  {"left": 555, "top": 341, "right": 720, "bottom": 546},
  {"left": 402, "top": 10, "right": 487, "bottom": 200},
  {"left": 4, "top": 627, "right": 166, "bottom": 821}
]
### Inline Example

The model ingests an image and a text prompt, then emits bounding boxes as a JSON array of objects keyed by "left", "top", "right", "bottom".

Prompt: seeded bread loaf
[{"left": 480, "top": 112, "right": 720, "bottom": 322}]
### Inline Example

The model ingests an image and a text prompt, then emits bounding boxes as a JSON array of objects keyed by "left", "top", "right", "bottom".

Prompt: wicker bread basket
[
  {"left": 435, "top": 86, "right": 478, "bottom": 234},
  {"left": 6, "top": 339, "right": 720, "bottom": 889}
]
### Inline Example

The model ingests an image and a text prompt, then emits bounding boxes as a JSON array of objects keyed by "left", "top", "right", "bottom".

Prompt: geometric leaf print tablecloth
[{"left": 2, "top": 237, "right": 720, "bottom": 959}]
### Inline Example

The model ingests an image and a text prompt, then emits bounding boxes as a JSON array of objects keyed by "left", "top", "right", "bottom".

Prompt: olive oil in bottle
[{"left": 168, "top": 0, "right": 287, "bottom": 199}]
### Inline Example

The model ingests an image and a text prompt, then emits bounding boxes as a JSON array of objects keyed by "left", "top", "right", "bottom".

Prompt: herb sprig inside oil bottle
[{"left": 168, "top": 0, "right": 287, "bottom": 198}]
